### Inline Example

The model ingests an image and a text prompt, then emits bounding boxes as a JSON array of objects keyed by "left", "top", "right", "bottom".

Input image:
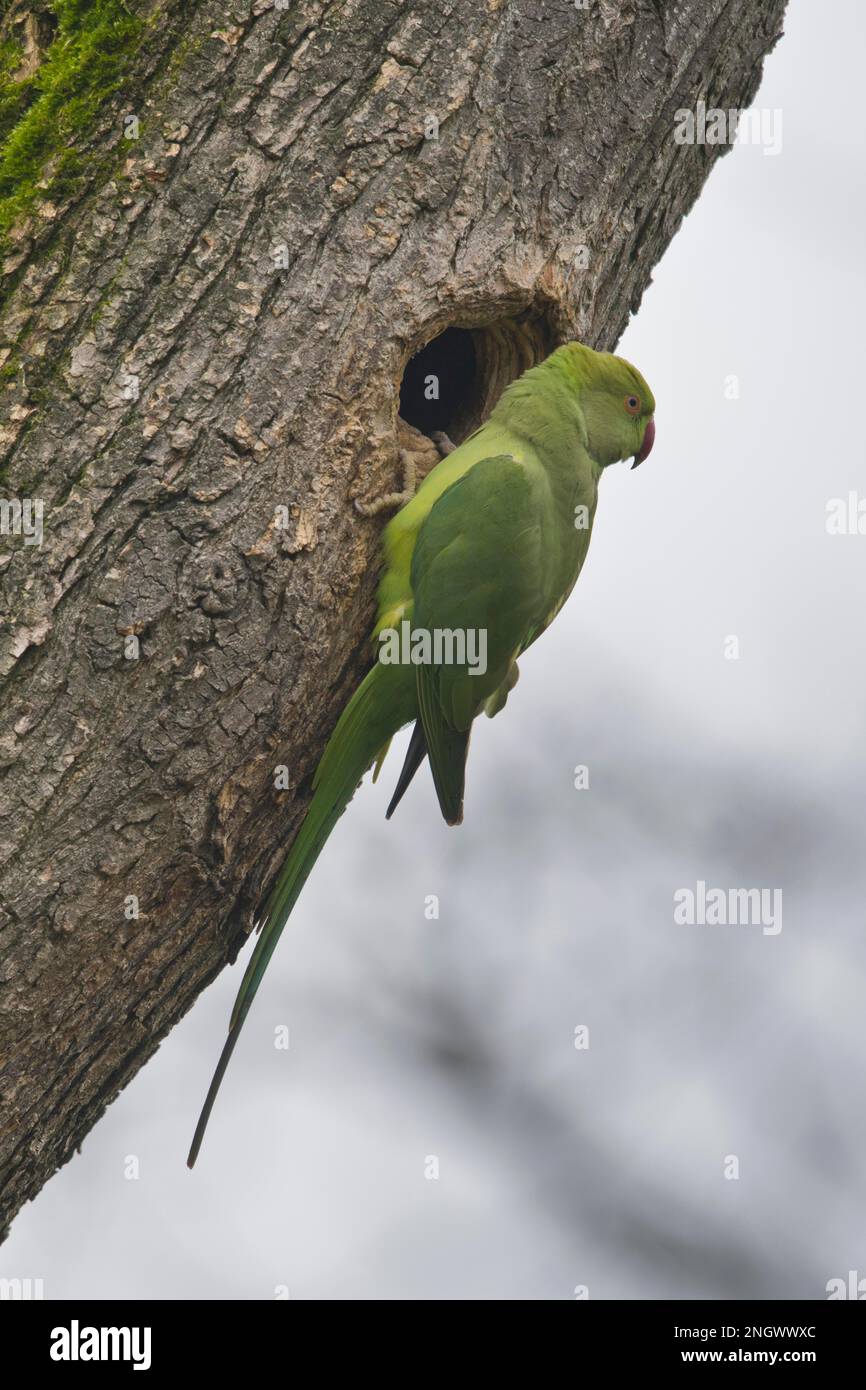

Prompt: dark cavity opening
[
  {"left": 399, "top": 327, "right": 478, "bottom": 440},
  {"left": 397, "top": 311, "right": 557, "bottom": 447}
]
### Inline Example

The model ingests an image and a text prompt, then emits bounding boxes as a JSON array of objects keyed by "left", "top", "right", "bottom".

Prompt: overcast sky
[{"left": 3, "top": 0, "right": 865, "bottom": 1300}]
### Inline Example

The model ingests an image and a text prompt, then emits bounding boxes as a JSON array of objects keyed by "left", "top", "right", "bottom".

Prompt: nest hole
[{"left": 398, "top": 312, "right": 557, "bottom": 446}]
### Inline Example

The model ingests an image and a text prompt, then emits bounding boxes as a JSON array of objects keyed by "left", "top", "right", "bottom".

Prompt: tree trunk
[{"left": 0, "top": 0, "right": 786, "bottom": 1233}]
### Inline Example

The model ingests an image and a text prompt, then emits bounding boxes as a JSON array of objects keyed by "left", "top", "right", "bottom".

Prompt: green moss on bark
[{"left": 0, "top": 1, "right": 147, "bottom": 238}]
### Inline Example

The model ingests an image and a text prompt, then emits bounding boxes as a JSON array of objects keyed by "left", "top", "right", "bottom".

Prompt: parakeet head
[{"left": 560, "top": 343, "right": 656, "bottom": 469}]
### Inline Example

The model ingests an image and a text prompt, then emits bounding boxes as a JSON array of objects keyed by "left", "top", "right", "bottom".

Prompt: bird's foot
[
  {"left": 354, "top": 449, "right": 417, "bottom": 516},
  {"left": 430, "top": 430, "right": 457, "bottom": 457},
  {"left": 353, "top": 419, "right": 446, "bottom": 517}
]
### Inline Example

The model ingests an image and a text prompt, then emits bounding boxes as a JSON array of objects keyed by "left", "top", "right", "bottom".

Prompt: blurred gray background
[{"left": 3, "top": 0, "right": 864, "bottom": 1300}]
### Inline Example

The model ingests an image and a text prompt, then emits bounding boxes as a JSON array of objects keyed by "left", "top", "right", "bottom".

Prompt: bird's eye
[{"left": 624, "top": 394, "right": 641, "bottom": 416}]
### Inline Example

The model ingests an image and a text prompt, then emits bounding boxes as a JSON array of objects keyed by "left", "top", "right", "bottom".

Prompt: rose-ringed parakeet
[{"left": 187, "top": 340, "right": 655, "bottom": 1165}]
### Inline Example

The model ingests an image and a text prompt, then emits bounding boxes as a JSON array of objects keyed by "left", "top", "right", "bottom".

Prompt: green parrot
[{"left": 187, "top": 340, "right": 655, "bottom": 1165}]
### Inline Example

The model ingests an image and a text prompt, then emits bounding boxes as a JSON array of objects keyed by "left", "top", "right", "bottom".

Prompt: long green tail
[{"left": 187, "top": 660, "right": 413, "bottom": 1166}]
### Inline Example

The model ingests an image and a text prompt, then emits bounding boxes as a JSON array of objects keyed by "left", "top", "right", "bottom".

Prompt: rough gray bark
[{"left": 0, "top": 0, "right": 786, "bottom": 1232}]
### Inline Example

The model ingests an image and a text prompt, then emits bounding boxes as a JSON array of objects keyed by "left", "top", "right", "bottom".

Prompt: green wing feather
[
  {"left": 415, "top": 666, "right": 471, "bottom": 825},
  {"left": 409, "top": 453, "right": 548, "bottom": 823}
]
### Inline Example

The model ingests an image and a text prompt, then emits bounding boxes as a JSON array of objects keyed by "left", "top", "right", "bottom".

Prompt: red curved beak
[{"left": 632, "top": 416, "right": 655, "bottom": 469}]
